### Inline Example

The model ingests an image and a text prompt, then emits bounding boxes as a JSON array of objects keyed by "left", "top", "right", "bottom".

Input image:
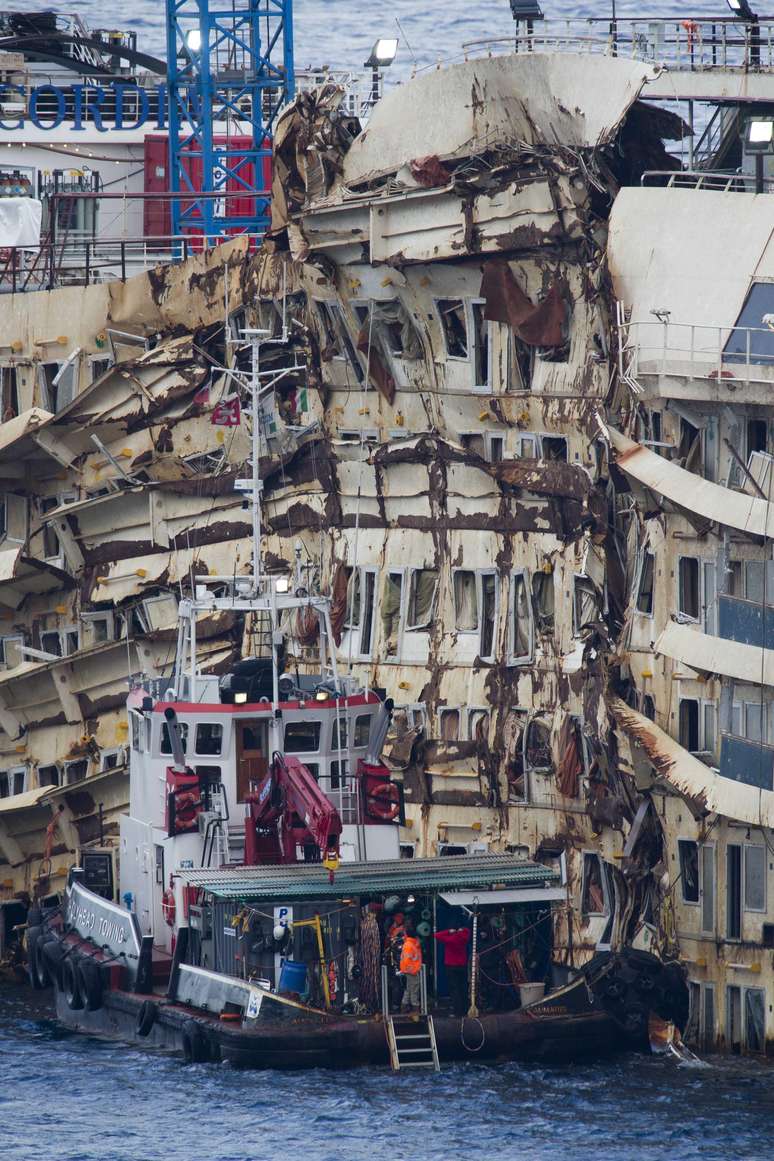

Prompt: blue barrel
[{"left": 279, "top": 959, "right": 307, "bottom": 994}]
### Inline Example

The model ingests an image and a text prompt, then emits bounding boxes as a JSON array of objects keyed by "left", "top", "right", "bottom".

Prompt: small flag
[{"left": 211, "top": 394, "right": 241, "bottom": 427}]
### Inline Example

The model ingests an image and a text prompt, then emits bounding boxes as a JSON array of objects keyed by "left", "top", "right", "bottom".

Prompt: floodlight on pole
[
  {"left": 184, "top": 27, "right": 202, "bottom": 52},
  {"left": 744, "top": 116, "right": 773, "bottom": 192},
  {"left": 364, "top": 37, "right": 398, "bottom": 107},
  {"left": 726, "top": 0, "right": 756, "bottom": 19}
]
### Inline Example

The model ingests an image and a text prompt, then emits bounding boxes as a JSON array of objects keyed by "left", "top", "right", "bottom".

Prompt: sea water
[{"left": 1, "top": 989, "right": 773, "bottom": 1161}]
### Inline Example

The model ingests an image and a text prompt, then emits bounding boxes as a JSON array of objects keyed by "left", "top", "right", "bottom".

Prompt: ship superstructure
[{"left": 0, "top": 11, "right": 773, "bottom": 1056}]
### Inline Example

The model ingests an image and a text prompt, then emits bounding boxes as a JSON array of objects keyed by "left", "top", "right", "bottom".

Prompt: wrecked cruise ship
[{"left": 1, "top": 10, "right": 774, "bottom": 1058}]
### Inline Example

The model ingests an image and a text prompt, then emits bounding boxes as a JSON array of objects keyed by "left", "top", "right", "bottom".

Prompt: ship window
[
  {"left": 509, "top": 571, "right": 533, "bottom": 664},
  {"left": 160, "top": 721, "right": 188, "bottom": 755},
  {"left": 479, "top": 573, "right": 497, "bottom": 660},
  {"left": 330, "top": 758, "right": 349, "bottom": 790},
  {"left": 525, "top": 717, "right": 551, "bottom": 771},
  {"left": 382, "top": 572, "right": 403, "bottom": 657},
  {"left": 636, "top": 552, "right": 655, "bottom": 615},
  {"left": 642, "top": 694, "right": 656, "bottom": 721},
  {"left": 701, "top": 844, "right": 716, "bottom": 934},
  {"left": 64, "top": 759, "right": 88, "bottom": 786},
  {"left": 344, "top": 567, "right": 376, "bottom": 658},
  {"left": 532, "top": 570, "right": 554, "bottom": 634},
  {"left": 317, "top": 302, "right": 363, "bottom": 383},
  {"left": 542, "top": 436, "right": 567, "bottom": 462},
  {"left": 406, "top": 568, "right": 438, "bottom": 631},
  {"left": 354, "top": 714, "right": 372, "bottom": 748},
  {"left": 195, "top": 723, "right": 223, "bottom": 756},
  {"left": 0, "top": 767, "right": 25, "bottom": 798},
  {"left": 678, "top": 839, "right": 700, "bottom": 903},
  {"left": 744, "top": 987, "right": 766, "bottom": 1054},
  {"left": 679, "top": 699, "right": 699, "bottom": 752},
  {"left": 724, "top": 282, "right": 774, "bottom": 366},
  {"left": 744, "top": 844, "right": 766, "bottom": 912},
  {"left": 436, "top": 299, "right": 468, "bottom": 359},
  {"left": 100, "top": 749, "right": 121, "bottom": 771},
  {"left": 581, "top": 853, "right": 607, "bottom": 916},
  {"left": 284, "top": 720, "right": 321, "bottom": 753},
  {"left": 37, "top": 764, "right": 61, "bottom": 788},
  {"left": 40, "top": 630, "right": 62, "bottom": 657},
  {"left": 454, "top": 570, "right": 477, "bottom": 631},
  {"left": 678, "top": 556, "right": 700, "bottom": 620},
  {"left": 468, "top": 708, "right": 489, "bottom": 742},
  {"left": 439, "top": 708, "right": 460, "bottom": 742},
  {"left": 573, "top": 575, "right": 601, "bottom": 636},
  {"left": 0, "top": 366, "right": 18, "bottom": 420},
  {"left": 371, "top": 299, "right": 422, "bottom": 360},
  {"left": 331, "top": 715, "right": 348, "bottom": 751},
  {"left": 461, "top": 433, "right": 486, "bottom": 457},
  {"left": 471, "top": 300, "right": 491, "bottom": 390},
  {"left": 517, "top": 434, "right": 538, "bottom": 459}
]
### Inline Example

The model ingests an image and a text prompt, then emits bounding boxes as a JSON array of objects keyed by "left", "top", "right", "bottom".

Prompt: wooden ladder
[{"left": 386, "top": 1014, "right": 440, "bottom": 1071}]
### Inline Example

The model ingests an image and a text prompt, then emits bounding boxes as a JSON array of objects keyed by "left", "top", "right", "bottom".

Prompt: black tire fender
[
  {"left": 32, "top": 934, "right": 53, "bottom": 989},
  {"left": 26, "top": 925, "right": 44, "bottom": 990},
  {"left": 181, "top": 1019, "right": 208, "bottom": 1064},
  {"left": 41, "top": 937, "right": 67, "bottom": 986},
  {"left": 77, "top": 957, "right": 103, "bottom": 1012},
  {"left": 62, "top": 954, "right": 85, "bottom": 1011},
  {"left": 136, "top": 1000, "right": 159, "bottom": 1038}
]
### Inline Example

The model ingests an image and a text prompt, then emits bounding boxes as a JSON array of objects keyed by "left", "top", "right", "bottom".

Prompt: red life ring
[
  {"left": 174, "top": 791, "right": 199, "bottom": 828},
  {"left": 162, "top": 889, "right": 176, "bottom": 927},
  {"left": 365, "top": 781, "right": 400, "bottom": 822}
]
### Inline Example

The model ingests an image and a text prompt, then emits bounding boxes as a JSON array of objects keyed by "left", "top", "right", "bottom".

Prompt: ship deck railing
[
  {"left": 458, "top": 18, "right": 774, "bottom": 75},
  {"left": 641, "top": 169, "right": 774, "bottom": 194},
  {"left": 618, "top": 319, "right": 774, "bottom": 391},
  {"left": 0, "top": 233, "right": 263, "bottom": 292}
]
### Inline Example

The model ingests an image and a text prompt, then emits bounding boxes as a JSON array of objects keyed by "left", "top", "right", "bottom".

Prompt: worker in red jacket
[{"left": 435, "top": 927, "right": 470, "bottom": 1017}]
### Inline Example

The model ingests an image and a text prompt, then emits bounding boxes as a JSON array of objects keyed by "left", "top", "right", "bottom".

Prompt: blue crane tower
[{"left": 165, "top": 1, "right": 294, "bottom": 242}]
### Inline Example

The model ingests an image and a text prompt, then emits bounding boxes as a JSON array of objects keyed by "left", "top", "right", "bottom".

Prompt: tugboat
[{"left": 32, "top": 329, "right": 689, "bottom": 1069}]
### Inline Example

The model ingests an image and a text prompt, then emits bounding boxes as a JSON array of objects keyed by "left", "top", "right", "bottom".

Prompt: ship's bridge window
[
  {"left": 436, "top": 299, "right": 468, "bottom": 359},
  {"left": 331, "top": 715, "right": 347, "bottom": 751},
  {"left": 195, "top": 723, "right": 223, "bottom": 756},
  {"left": 724, "top": 283, "right": 774, "bottom": 366},
  {"left": 354, "top": 714, "right": 372, "bottom": 748},
  {"left": 160, "top": 721, "right": 188, "bottom": 755},
  {"left": 284, "top": 720, "right": 321, "bottom": 753}
]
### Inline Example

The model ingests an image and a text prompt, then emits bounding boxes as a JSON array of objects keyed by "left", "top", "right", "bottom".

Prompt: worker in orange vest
[{"left": 399, "top": 921, "right": 423, "bottom": 1013}]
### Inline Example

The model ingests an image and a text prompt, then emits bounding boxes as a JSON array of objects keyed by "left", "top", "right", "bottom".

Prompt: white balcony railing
[
  {"left": 618, "top": 318, "right": 774, "bottom": 389},
  {"left": 459, "top": 18, "right": 774, "bottom": 74}
]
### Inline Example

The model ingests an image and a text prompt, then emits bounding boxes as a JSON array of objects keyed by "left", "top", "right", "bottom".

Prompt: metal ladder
[
  {"left": 386, "top": 1014, "right": 439, "bottom": 1071},
  {"left": 381, "top": 964, "right": 439, "bottom": 1071}
]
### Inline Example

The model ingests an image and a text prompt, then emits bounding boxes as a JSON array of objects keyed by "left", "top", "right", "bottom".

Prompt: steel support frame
[{"left": 165, "top": 0, "right": 294, "bottom": 240}]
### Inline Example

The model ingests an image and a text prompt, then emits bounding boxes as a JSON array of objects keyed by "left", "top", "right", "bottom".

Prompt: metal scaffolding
[{"left": 165, "top": 0, "right": 294, "bottom": 240}]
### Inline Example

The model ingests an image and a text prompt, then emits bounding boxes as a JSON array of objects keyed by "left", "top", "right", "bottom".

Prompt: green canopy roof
[{"left": 181, "top": 853, "right": 558, "bottom": 902}]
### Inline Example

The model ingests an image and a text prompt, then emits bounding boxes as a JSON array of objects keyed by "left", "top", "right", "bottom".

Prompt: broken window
[
  {"left": 679, "top": 699, "right": 699, "bottom": 753},
  {"left": 64, "top": 759, "right": 88, "bottom": 786},
  {"left": 406, "top": 568, "right": 438, "bottom": 631},
  {"left": 525, "top": 717, "right": 551, "bottom": 771},
  {"left": 40, "top": 630, "right": 62, "bottom": 657},
  {"left": 678, "top": 839, "right": 700, "bottom": 903},
  {"left": 468, "top": 709, "right": 489, "bottom": 742},
  {"left": 636, "top": 551, "right": 655, "bottom": 615},
  {"left": 642, "top": 694, "right": 656, "bottom": 721},
  {"left": 744, "top": 988, "right": 766, "bottom": 1054},
  {"left": 37, "top": 764, "right": 61, "bottom": 788},
  {"left": 678, "top": 556, "right": 700, "bottom": 620},
  {"left": 343, "top": 567, "right": 376, "bottom": 658},
  {"left": 532, "top": 570, "right": 554, "bottom": 634},
  {"left": 63, "top": 627, "right": 80, "bottom": 656},
  {"left": 744, "top": 844, "right": 766, "bottom": 912},
  {"left": 509, "top": 571, "right": 533, "bottom": 664},
  {"left": 747, "top": 418, "right": 768, "bottom": 456},
  {"left": 480, "top": 572, "right": 497, "bottom": 659},
  {"left": 573, "top": 575, "right": 601, "bottom": 635},
  {"left": 371, "top": 299, "right": 422, "bottom": 360},
  {"left": 439, "top": 708, "right": 460, "bottom": 742},
  {"left": 454, "top": 570, "right": 478, "bottom": 632},
  {"left": 581, "top": 852, "right": 607, "bottom": 915},
  {"left": 460, "top": 433, "right": 486, "bottom": 458},
  {"left": 471, "top": 300, "right": 491, "bottom": 390},
  {"left": 381, "top": 572, "right": 403, "bottom": 657},
  {"left": 284, "top": 720, "right": 321, "bottom": 753},
  {"left": 89, "top": 356, "right": 112, "bottom": 383},
  {"left": 542, "top": 436, "right": 567, "bottom": 462},
  {"left": 678, "top": 417, "right": 701, "bottom": 473},
  {"left": 0, "top": 365, "right": 18, "bottom": 421},
  {"left": 40, "top": 497, "right": 60, "bottom": 559},
  {"left": 316, "top": 301, "right": 363, "bottom": 383},
  {"left": 436, "top": 299, "right": 468, "bottom": 359},
  {"left": 195, "top": 723, "right": 223, "bottom": 756}
]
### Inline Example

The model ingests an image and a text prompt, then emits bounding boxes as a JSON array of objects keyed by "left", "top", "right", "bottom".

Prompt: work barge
[{"left": 1, "top": 16, "right": 774, "bottom": 1057}]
